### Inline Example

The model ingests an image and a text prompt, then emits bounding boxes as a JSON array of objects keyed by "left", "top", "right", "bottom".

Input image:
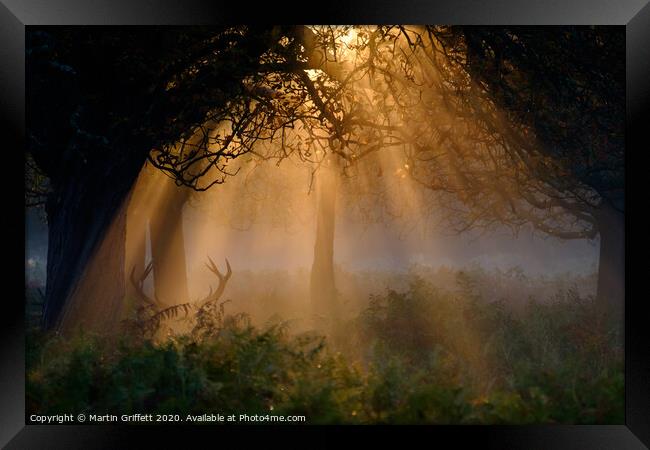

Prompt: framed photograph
[{"left": 3, "top": 0, "right": 648, "bottom": 447}]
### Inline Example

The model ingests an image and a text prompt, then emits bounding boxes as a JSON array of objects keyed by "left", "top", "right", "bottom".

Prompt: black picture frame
[{"left": 3, "top": 1, "right": 648, "bottom": 448}]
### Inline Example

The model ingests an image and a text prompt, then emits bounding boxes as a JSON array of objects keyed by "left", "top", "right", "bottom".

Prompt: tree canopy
[{"left": 26, "top": 25, "right": 625, "bottom": 329}]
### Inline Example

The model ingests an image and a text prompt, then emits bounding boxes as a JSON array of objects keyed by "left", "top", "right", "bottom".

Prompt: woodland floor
[{"left": 26, "top": 269, "right": 623, "bottom": 424}]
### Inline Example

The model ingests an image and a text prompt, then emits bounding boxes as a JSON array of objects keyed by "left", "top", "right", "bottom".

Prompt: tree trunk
[
  {"left": 58, "top": 197, "right": 129, "bottom": 334},
  {"left": 310, "top": 163, "right": 339, "bottom": 326},
  {"left": 148, "top": 175, "right": 191, "bottom": 306},
  {"left": 595, "top": 203, "right": 625, "bottom": 336},
  {"left": 43, "top": 154, "right": 144, "bottom": 333},
  {"left": 124, "top": 163, "right": 153, "bottom": 314}
]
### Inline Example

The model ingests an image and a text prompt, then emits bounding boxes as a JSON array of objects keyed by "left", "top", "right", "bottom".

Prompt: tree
[
  {"left": 27, "top": 26, "right": 285, "bottom": 331},
  {"left": 349, "top": 25, "right": 624, "bottom": 327},
  {"left": 422, "top": 27, "right": 624, "bottom": 327},
  {"left": 29, "top": 25, "right": 369, "bottom": 332},
  {"left": 453, "top": 26, "right": 624, "bottom": 327}
]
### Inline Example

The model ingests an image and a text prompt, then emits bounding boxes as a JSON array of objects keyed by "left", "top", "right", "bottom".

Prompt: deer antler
[
  {"left": 129, "top": 261, "right": 165, "bottom": 308},
  {"left": 197, "top": 257, "right": 232, "bottom": 308}
]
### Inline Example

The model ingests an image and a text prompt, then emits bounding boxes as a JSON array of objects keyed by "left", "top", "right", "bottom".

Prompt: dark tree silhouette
[
  {"left": 27, "top": 26, "right": 283, "bottom": 331},
  {"left": 421, "top": 26, "right": 625, "bottom": 326},
  {"left": 456, "top": 26, "right": 624, "bottom": 326}
]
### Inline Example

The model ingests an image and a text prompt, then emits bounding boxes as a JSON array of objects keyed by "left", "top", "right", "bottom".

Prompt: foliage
[
  {"left": 27, "top": 272, "right": 623, "bottom": 424},
  {"left": 351, "top": 275, "right": 623, "bottom": 424}
]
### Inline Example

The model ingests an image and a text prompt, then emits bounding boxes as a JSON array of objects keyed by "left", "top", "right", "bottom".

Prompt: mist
[{"left": 26, "top": 160, "right": 600, "bottom": 337}]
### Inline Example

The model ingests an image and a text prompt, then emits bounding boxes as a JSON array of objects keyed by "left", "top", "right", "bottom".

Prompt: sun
[{"left": 338, "top": 26, "right": 358, "bottom": 50}]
